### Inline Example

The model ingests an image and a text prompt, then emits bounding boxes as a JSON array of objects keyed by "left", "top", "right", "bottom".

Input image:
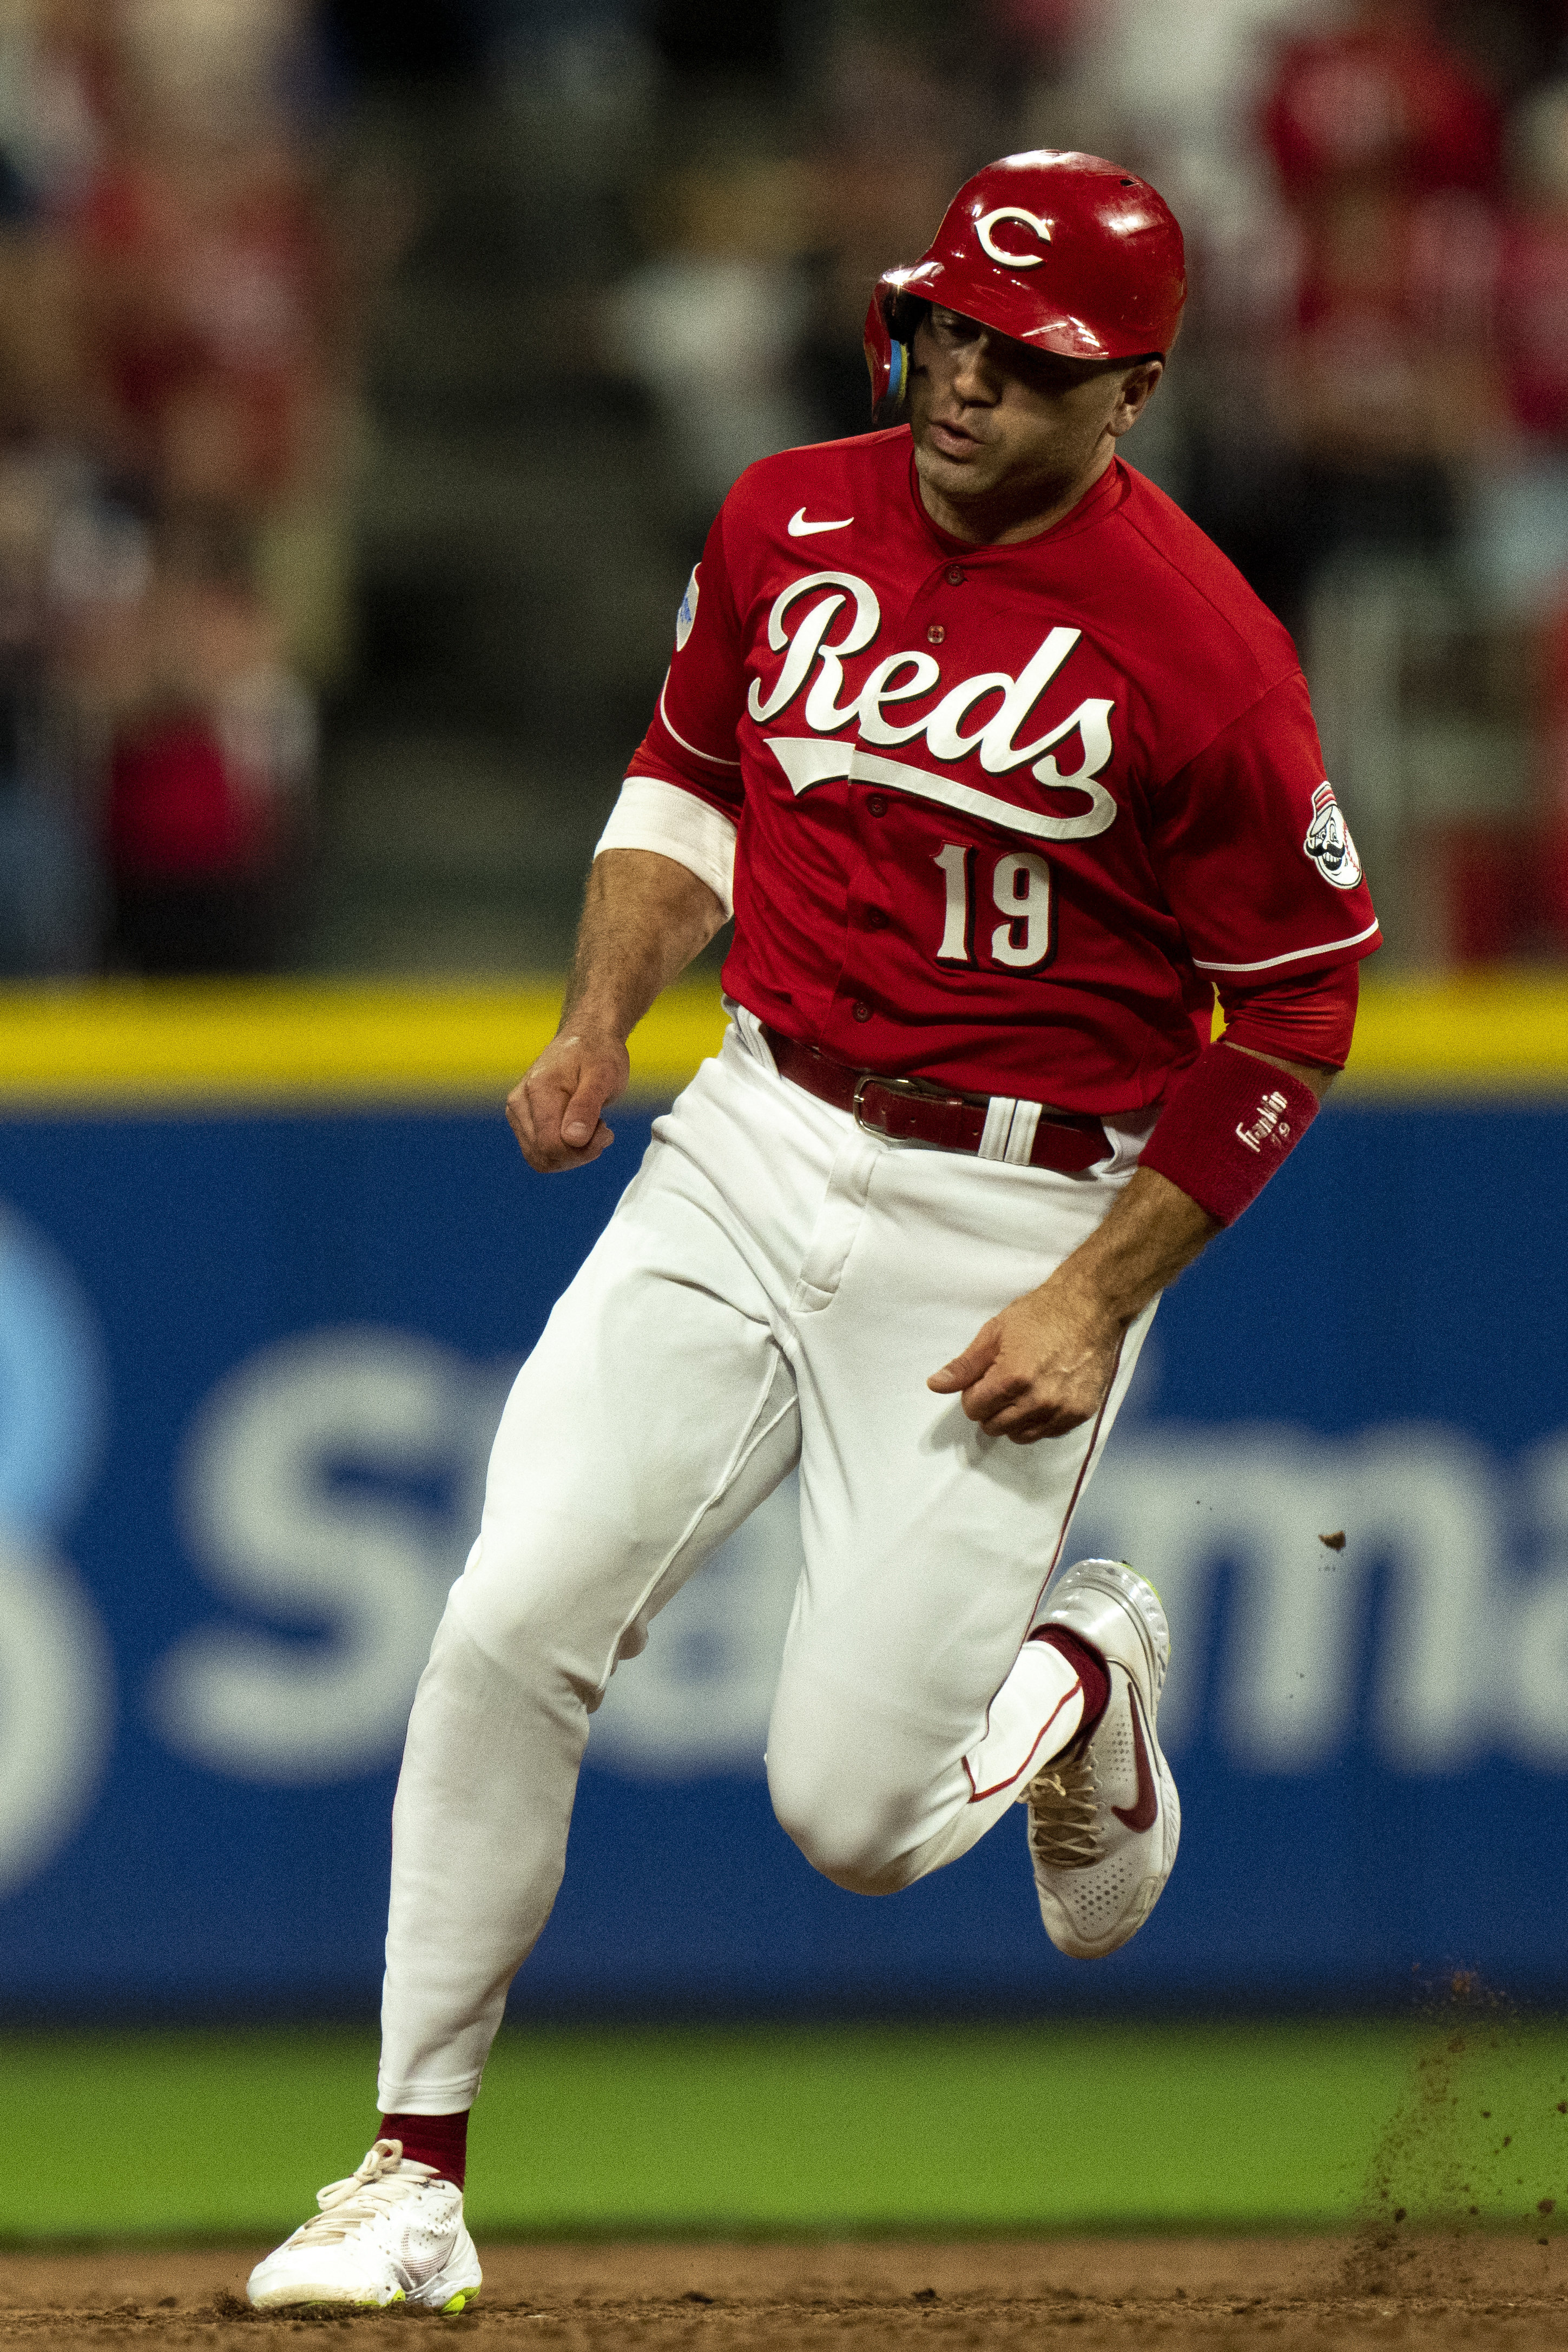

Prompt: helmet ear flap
[
  {"left": 862, "top": 278, "right": 923, "bottom": 425},
  {"left": 871, "top": 338, "right": 910, "bottom": 429},
  {"left": 862, "top": 283, "right": 896, "bottom": 412}
]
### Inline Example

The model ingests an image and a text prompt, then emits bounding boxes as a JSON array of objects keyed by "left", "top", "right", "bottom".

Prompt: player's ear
[{"left": 1109, "top": 357, "right": 1163, "bottom": 436}]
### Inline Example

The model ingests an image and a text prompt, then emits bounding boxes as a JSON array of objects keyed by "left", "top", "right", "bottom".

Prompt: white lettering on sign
[
  {"left": 1070, "top": 1424, "right": 1507, "bottom": 1774},
  {"left": 597, "top": 1417, "right": 1568, "bottom": 1784},
  {"left": 120, "top": 1321, "right": 1568, "bottom": 1795},
  {"left": 0, "top": 1531, "right": 113, "bottom": 1898},
  {"left": 150, "top": 1330, "right": 498, "bottom": 1783},
  {"left": 975, "top": 205, "right": 1054, "bottom": 267},
  {"left": 0, "top": 1201, "right": 113, "bottom": 1896}
]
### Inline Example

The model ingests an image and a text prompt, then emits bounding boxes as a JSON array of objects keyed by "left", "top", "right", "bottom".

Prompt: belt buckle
[{"left": 852, "top": 1069, "right": 964, "bottom": 1147}]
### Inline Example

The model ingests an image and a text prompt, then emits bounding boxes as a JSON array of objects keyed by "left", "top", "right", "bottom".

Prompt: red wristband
[{"left": 1141, "top": 1044, "right": 1320, "bottom": 1226}]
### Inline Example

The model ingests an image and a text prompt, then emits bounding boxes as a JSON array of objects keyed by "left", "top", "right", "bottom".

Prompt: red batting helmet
[{"left": 864, "top": 150, "right": 1187, "bottom": 412}]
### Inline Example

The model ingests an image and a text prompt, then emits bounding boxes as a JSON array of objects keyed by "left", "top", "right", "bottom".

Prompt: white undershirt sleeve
[{"left": 594, "top": 775, "right": 737, "bottom": 920}]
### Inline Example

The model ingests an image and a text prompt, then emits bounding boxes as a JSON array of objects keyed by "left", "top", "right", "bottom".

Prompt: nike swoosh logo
[
  {"left": 1111, "top": 1684, "right": 1158, "bottom": 1834},
  {"left": 787, "top": 508, "right": 853, "bottom": 536}
]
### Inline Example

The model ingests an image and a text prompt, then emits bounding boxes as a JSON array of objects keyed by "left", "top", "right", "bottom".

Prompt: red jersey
[{"left": 623, "top": 432, "right": 1380, "bottom": 1116}]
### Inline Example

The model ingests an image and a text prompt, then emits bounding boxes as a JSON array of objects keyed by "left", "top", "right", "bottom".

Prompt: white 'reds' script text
[{"left": 746, "top": 570, "right": 1118, "bottom": 842}]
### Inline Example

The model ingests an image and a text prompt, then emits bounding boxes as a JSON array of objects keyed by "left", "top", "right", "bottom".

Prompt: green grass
[{"left": 7, "top": 2015, "right": 1568, "bottom": 2241}]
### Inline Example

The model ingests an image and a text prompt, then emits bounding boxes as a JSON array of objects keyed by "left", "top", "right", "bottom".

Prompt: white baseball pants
[{"left": 378, "top": 1016, "right": 1156, "bottom": 2114}]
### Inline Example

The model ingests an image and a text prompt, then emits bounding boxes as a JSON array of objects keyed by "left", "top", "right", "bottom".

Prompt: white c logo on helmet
[{"left": 975, "top": 206, "right": 1053, "bottom": 267}]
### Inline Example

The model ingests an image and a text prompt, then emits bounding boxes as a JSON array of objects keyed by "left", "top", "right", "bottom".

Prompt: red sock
[
  {"left": 1032, "top": 1625, "right": 1110, "bottom": 1740},
  {"left": 379, "top": 2110, "right": 468, "bottom": 2188}
]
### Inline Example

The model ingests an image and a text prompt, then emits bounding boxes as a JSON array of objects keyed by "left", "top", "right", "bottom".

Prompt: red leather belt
[{"left": 761, "top": 1026, "right": 1111, "bottom": 1176}]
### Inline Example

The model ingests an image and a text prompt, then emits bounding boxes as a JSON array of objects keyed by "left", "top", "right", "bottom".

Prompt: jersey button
[
  {"left": 926, "top": 622, "right": 946, "bottom": 645},
  {"left": 945, "top": 565, "right": 965, "bottom": 585},
  {"left": 865, "top": 907, "right": 888, "bottom": 930},
  {"left": 852, "top": 1000, "right": 872, "bottom": 1022},
  {"left": 866, "top": 792, "right": 888, "bottom": 815}
]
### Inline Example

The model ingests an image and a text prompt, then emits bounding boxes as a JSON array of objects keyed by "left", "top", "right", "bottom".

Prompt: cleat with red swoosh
[{"left": 1024, "top": 1558, "right": 1179, "bottom": 1959}]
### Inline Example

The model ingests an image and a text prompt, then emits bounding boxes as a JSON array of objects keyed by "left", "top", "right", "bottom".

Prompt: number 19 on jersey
[{"left": 933, "top": 844, "right": 1055, "bottom": 972}]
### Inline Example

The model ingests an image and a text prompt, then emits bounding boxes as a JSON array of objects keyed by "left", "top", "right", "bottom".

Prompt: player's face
[{"left": 907, "top": 306, "right": 1162, "bottom": 545}]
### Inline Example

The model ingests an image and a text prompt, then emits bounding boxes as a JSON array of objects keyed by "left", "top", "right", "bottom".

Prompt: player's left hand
[{"left": 927, "top": 1273, "right": 1123, "bottom": 1444}]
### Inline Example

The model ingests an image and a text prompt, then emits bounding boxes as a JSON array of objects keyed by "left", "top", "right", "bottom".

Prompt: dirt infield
[{"left": 4, "top": 2234, "right": 1568, "bottom": 2348}]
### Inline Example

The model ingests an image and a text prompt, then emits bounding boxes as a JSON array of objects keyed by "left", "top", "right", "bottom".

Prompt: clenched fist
[{"left": 506, "top": 1031, "right": 629, "bottom": 1172}]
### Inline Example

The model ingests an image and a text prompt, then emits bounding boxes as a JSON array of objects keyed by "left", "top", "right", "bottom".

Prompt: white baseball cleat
[
  {"left": 1024, "top": 1558, "right": 1180, "bottom": 1960},
  {"left": 246, "top": 2138, "right": 482, "bottom": 2312}
]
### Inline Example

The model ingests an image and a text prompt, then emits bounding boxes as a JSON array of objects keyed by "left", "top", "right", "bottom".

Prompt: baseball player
[{"left": 248, "top": 150, "right": 1379, "bottom": 2310}]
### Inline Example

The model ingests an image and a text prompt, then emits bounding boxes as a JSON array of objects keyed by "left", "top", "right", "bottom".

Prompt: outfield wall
[{"left": 0, "top": 977, "right": 1564, "bottom": 2015}]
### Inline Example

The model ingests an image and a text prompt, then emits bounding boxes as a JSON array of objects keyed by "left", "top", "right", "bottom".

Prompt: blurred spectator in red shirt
[
  {"left": 1260, "top": 0, "right": 1503, "bottom": 470},
  {"left": 64, "top": 514, "right": 315, "bottom": 974},
  {"left": 47, "top": 0, "right": 347, "bottom": 972},
  {"left": 1493, "top": 78, "right": 1568, "bottom": 447},
  {"left": 1184, "top": 0, "right": 1506, "bottom": 629},
  {"left": 1460, "top": 77, "right": 1568, "bottom": 951},
  {"left": 1464, "top": 77, "right": 1568, "bottom": 610},
  {"left": 74, "top": 0, "right": 337, "bottom": 522},
  {"left": 1261, "top": 0, "right": 1502, "bottom": 197}
]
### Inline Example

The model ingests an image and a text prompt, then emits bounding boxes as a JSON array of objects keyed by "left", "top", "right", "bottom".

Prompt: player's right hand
[{"left": 506, "top": 1030, "right": 630, "bottom": 1172}]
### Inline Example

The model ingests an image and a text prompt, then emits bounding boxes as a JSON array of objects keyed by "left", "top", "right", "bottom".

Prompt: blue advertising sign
[{"left": 0, "top": 1083, "right": 1563, "bottom": 2014}]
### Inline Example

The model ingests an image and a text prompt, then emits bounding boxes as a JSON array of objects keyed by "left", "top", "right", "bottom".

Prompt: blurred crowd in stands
[
  {"left": 0, "top": 0, "right": 377, "bottom": 977},
  {"left": 3, "top": 0, "right": 1567, "bottom": 977}
]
